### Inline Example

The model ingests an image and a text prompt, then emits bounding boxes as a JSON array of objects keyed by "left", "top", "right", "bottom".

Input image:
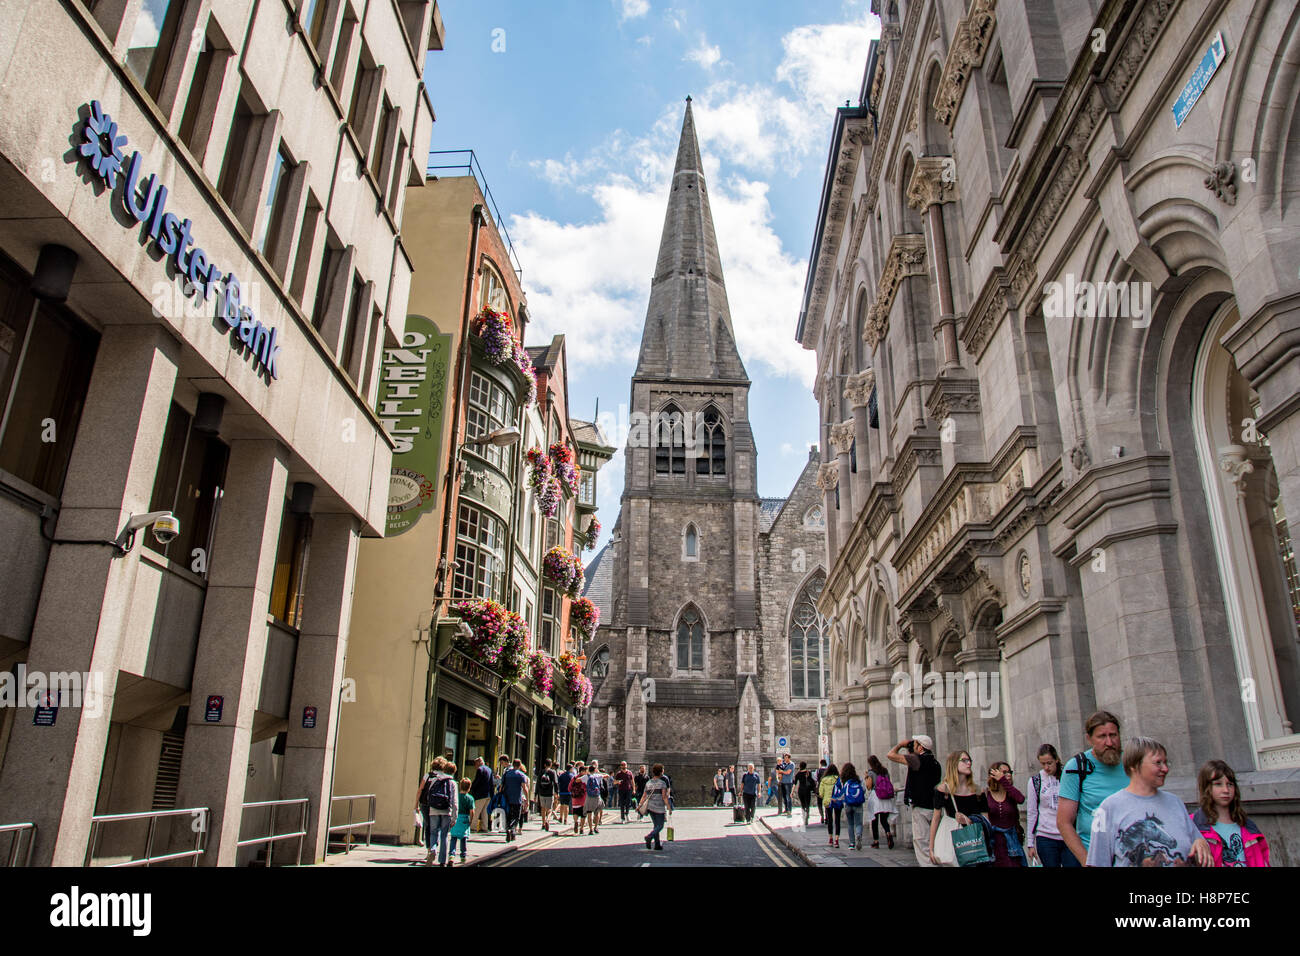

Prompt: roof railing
[{"left": 426, "top": 149, "right": 525, "bottom": 284}]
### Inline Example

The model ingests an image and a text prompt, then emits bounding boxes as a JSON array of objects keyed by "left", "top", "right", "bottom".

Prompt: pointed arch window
[
  {"left": 683, "top": 522, "right": 699, "bottom": 560},
  {"left": 697, "top": 406, "right": 726, "bottom": 475},
  {"left": 676, "top": 604, "right": 705, "bottom": 672},
  {"left": 655, "top": 403, "right": 686, "bottom": 475},
  {"left": 790, "top": 573, "right": 828, "bottom": 698}
]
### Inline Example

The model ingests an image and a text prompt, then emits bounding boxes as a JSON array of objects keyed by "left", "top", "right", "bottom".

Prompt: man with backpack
[
  {"left": 417, "top": 760, "right": 459, "bottom": 866},
  {"left": 536, "top": 758, "right": 559, "bottom": 831},
  {"left": 569, "top": 761, "right": 588, "bottom": 834},
  {"left": 500, "top": 758, "right": 530, "bottom": 842},
  {"left": 1057, "top": 710, "right": 1128, "bottom": 867},
  {"left": 887, "top": 734, "right": 942, "bottom": 866}
]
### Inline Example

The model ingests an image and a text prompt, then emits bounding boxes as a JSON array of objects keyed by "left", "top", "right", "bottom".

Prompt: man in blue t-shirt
[
  {"left": 740, "top": 763, "right": 761, "bottom": 823},
  {"left": 1057, "top": 710, "right": 1128, "bottom": 867},
  {"left": 501, "top": 758, "right": 530, "bottom": 842},
  {"left": 777, "top": 754, "right": 796, "bottom": 816}
]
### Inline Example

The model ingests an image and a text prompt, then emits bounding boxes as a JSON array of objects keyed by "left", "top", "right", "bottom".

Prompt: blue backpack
[
  {"left": 843, "top": 779, "right": 866, "bottom": 806},
  {"left": 830, "top": 779, "right": 846, "bottom": 808}
]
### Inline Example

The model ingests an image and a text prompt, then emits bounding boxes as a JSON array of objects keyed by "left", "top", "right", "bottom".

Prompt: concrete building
[
  {"left": 797, "top": 0, "right": 1300, "bottom": 861},
  {"left": 0, "top": 0, "right": 443, "bottom": 865},
  {"left": 589, "top": 101, "right": 830, "bottom": 802}
]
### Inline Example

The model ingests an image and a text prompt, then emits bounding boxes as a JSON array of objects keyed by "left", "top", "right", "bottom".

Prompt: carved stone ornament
[
  {"left": 907, "top": 156, "right": 959, "bottom": 209},
  {"left": 864, "top": 235, "right": 927, "bottom": 348},
  {"left": 1018, "top": 551, "right": 1032, "bottom": 597},
  {"left": 1204, "top": 162, "right": 1238, "bottom": 205},
  {"left": 933, "top": 0, "right": 997, "bottom": 129},
  {"left": 829, "top": 421, "right": 857, "bottom": 454},
  {"left": 1219, "top": 444, "right": 1254, "bottom": 497},
  {"left": 815, "top": 462, "right": 841, "bottom": 491},
  {"left": 844, "top": 369, "right": 876, "bottom": 408},
  {"left": 1069, "top": 440, "right": 1091, "bottom": 473}
]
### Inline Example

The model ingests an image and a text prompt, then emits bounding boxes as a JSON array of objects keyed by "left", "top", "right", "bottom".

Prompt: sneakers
[
  {"left": 828, "top": 836, "right": 834, "bottom": 846},
  {"left": 645, "top": 835, "right": 653, "bottom": 849},
  {"left": 834, "top": 839, "right": 840, "bottom": 848},
  {"left": 460, "top": 855, "right": 467, "bottom": 863}
]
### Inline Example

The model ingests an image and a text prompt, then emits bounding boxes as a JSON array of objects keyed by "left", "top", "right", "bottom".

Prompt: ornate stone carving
[
  {"left": 1219, "top": 445, "right": 1254, "bottom": 497},
  {"left": 907, "top": 156, "right": 959, "bottom": 209},
  {"left": 829, "top": 420, "right": 857, "bottom": 454},
  {"left": 1069, "top": 440, "right": 1091, "bottom": 474},
  {"left": 844, "top": 369, "right": 876, "bottom": 408},
  {"left": 864, "top": 235, "right": 927, "bottom": 348},
  {"left": 932, "top": 0, "right": 997, "bottom": 129},
  {"left": 1205, "top": 162, "right": 1237, "bottom": 205},
  {"left": 815, "top": 462, "right": 840, "bottom": 491},
  {"left": 1018, "top": 551, "right": 1032, "bottom": 597}
]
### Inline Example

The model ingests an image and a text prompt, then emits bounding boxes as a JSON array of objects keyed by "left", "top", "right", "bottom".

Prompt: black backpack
[
  {"left": 538, "top": 770, "right": 556, "bottom": 797},
  {"left": 421, "top": 774, "right": 453, "bottom": 812}
]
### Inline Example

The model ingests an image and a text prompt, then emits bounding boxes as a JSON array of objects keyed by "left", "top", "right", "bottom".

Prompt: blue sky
[{"left": 423, "top": 1, "right": 881, "bottom": 549}]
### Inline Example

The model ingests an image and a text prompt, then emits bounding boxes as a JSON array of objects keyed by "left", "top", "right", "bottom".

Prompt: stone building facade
[
  {"left": 586, "top": 102, "right": 829, "bottom": 802},
  {"left": 797, "top": 0, "right": 1300, "bottom": 861}
]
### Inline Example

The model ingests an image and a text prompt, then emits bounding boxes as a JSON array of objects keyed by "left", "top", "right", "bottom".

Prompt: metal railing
[
  {"left": 236, "top": 798, "right": 310, "bottom": 866},
  {"left": 1, "top": 822, "right": 36, "bottom": 866},
  {"left": 327, "top": 794, "right": 375, "bottom": 853},
  {"left": 425, "top": 149, "right": 525, "bottom": 282},
  {"left": 86, "top": 807, "right": 208, "bottom": 867}
]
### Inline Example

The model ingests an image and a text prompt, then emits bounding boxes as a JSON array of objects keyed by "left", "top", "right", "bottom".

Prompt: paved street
[{"left": 480, "top": 807, "right": 803, "bottom": 867}]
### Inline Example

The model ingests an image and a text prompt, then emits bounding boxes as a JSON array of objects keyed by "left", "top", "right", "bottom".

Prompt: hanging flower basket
[
  {"left": 451, "top": 599, "right": 509, "bottom": 665},
  {"left": 497, "top": 611, "right": 530, "bottom": 684},
  {"left": 556, "top": 652, "right": 593, "bottom": 708},
  {"left": 513, "top": 343, "right": 537, "bottom": 407},
  {"left": 527, "top": 652, "right": 554, "bottom": 695},
  {"left": 473, "top": 309, "right": 514, "bottom": 364},
  {"left": 570, "top": 597, "right": 599, "bottom": 637},
  {"left": 584, "top": 517, "right": 601, "bottom": 551},
  {"left": 550, "top": 441, "right": 578, "bottom": 495},
  {"left": 543, "top": 546, "right": 583, "bottom": 598}
]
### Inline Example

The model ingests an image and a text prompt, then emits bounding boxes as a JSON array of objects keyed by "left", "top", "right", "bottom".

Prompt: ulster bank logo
[{"left": 77, "top": 101, "right": 281, "bottom": 380}]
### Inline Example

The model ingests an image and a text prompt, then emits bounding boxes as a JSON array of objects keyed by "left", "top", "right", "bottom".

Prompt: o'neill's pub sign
[
  {"left": 77, "top": 101, "right": 281, "bottom": 379},
  {"left": 440, "top": 647, "right": 502, "bottom": 696}
]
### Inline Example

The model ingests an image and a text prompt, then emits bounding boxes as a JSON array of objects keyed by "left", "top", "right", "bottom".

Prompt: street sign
[
  {"left": 775, "top": 735, "right": 790, "bottom": 753},
  {"left": 302, "top": 706, "right": 317, "bottom": 729},
  {"left": 33, "top": 692, "right": 58, "bottom": 726},
  {"left": 818, "top": 734, "right": 829, "bottom": 759},
  {"left": 205, "top": 695, "right": 223, "bottom": 722},
  {"left": 1172, "top": 31, "right": 1227, "bottom": 128}
]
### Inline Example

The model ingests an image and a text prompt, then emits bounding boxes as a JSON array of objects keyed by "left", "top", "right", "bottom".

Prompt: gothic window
[
  {"left": 590, "top": 645, "right": 610, "bottom": 679},
  {"left": 697, "top": 405, "right": 726, "bottom": 476},
  {"left": 676, "top": 604, "right": 705, "bottom": 672},
  {"left": 655, "top": 403, "right": 686, "bottom": 475},
  {"left": 683, "top": 523, "right": 699, "bottom": 561},
  {"left": 790, "top": 573, "right": 828, "bottom": 699},
  {"left": 803, "top": 506, "right": 825, "bottom": 531}
]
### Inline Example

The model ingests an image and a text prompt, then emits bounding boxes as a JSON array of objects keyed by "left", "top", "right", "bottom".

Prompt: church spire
[{"left": 634, "top": 98, "right": 748, "bottom": 382}]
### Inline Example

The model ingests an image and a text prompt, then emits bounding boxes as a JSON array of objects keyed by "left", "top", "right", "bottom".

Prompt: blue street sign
[{"left": 1172, "top": 31, "right": 1228, "bottom": 128}]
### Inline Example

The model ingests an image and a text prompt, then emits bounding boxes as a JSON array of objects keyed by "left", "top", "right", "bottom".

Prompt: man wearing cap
[{"left": 888, "top": 735, "right": 942, "bottom": 867}]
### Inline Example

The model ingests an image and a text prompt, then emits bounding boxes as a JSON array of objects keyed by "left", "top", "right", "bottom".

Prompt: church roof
[
  {"left": 582, "top": 541, "right": 615, "bottom": 621},
  {"left": 758, "top": 497, "right": 786, "bottom": 533},
  {"left": 634, "top": 98, "right": 748, "bottom": 383}
]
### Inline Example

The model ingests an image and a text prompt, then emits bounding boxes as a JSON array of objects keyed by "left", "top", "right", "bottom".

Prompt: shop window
[
  {"left": 0, "top": 258, "right": 98, "bottom": 498},
  {"left": 124, "top": 0, "right": 185, "bottom": 104},
  {"left": 269, "top": 505, "right": 311, "bottom": 628},
  {"left": 145, "top": 401, "right": 229, "bottom": 570}
]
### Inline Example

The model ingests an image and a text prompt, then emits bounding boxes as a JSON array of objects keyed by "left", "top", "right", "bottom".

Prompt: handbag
[
  {"left": 953, "top": 819, "right": 993, "bottom": 866},
  {"left": 932, "top": 791, "right": 960, "bottom": 866}
]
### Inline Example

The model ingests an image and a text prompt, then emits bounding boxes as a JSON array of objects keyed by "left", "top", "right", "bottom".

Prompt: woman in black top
[
  {"left": 929, "top": 750, "right": 983, "bottom": 866},
  {"left": 794, "top": 761, "right": 817, "bottom": 826}
]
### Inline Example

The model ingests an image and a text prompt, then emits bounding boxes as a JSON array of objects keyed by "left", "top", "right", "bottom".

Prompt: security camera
[{"left": 114, "top": 511, "right": 180, "bottom": 554}]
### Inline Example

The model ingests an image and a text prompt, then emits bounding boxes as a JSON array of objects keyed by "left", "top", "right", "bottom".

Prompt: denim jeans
[
  {"left": 422, "top": 808, "right": 435, "bottom": 850},
  {"left": 779, "top": 783, "right": 793, "bottom": 813},
  {"left": 647, "top": 811, "right": 666, "bottom": 848},
  {"left": 1035, "top": 836, "right": 1069, "bottom": 867},
  {"left": 506, "top": 803, "right": 522, "bottom": 838},
  {"left": 428, "top": 813, "right": 452, "bottom": 864},
  {"left": 844, "top": 806, "right": 864, "bottom": 847},
  {"left": 449, "top": 835, "right": 467, "bottom": 858}
]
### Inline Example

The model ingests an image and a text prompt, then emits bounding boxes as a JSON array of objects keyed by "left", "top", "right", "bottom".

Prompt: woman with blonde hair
[{"left": 928, "top": 750, "right": 983, "bottom": 866}]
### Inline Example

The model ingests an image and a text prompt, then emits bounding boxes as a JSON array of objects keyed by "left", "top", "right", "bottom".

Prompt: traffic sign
[{"left": 775, "top": 735, "right": 790, "bottom": 753}]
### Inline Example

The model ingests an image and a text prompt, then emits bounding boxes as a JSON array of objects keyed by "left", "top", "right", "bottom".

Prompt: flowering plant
[
  {"left": 584, "top": 517, "right": 601, "bottom": 551},
  {"left": 550, "top": 442, "right": 578, "bottom": 494},
  {"left": 570, "top": 597, "right": 599, "bottom": 637},
  {"left": 525, "top": 445, "right": 551, "bottom": 494},
  {"left": 556, "top": 653, "right": 593, "bottom": 707},
  {"left": 473, "top": 309, "right": 514, "bottom": 364},
  {"left": 513, "top": 344, "right": 537, "bottom": 407},
  {"left": 451, "top": 599, "right": 509, "bottom": 665},
  {"left": 576, "top": 674, "right": 593, "bottom": 708},
  {"left": 497, "top": 611, "right": 530, "bottom": 684},
  {"left": 543, "top": 546, "right": 583, "bottom": 598},
  {"left": 527, "top": 652, "right": 554, "bottom": 695}
]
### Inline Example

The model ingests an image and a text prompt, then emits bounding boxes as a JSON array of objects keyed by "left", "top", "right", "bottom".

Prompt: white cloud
[
  {"left": 776, "top": 19, "right": 879, "bottom": 108},
  {"left": 616, "top": 0, "right": 650, "bottom": 21},
  {"left": 664, "top": 6, "right": 686, "bottom": 31},
  {"left": 685, "top": 39, "right": 723, "bottom": 70},
  {"left": 636, "top": 34, "right": 653, "bottom": 47}
]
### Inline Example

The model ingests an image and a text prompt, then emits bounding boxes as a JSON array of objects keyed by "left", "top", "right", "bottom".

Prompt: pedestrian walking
[
  {"left": 866, "top": 755, "right": 896, "bottom": 849},
  {"left": 414, "top": 759, "right": 442, "bottom": 860},
  {"left": 1026, "top": 744, "right": 1066, "bottom": 867},
  {"left": 814, "top": 758, "right": 828, "bottom": 823},
  {"left": 536, "top": 758, "right": 559, "bottom": 831},
  {"left": 638, "top": 763, "right": 671, "bottom": 850},
  {"left": 984, "top": 761, "right": 1026, "bottom": 866},
  {"left": 741, "top": 763, "right": 761, "bottom": 823},
  {"left": 712, "top": 768, "right": 724, "bottom": 807},
  {"left": 501, "top": 758, "right": 529, "bottom": 842},
  {"left": 569, "top": 761, "right": 588, "bottom": 835},
  {"left": 1192, "top": 760, "right": 1270, "bottom": 867},
  {"left": 887, "top": 734, "right": 941, "bottom": 867},
  {"left": 726, "top": 765, "right": 737, "bottom": 806},
  {"left": 417, "top": 760, "right": 458, "bottom": 866},
  {"left": 794, "top": 761, "right": 816, "bottom": 826},
  {"left": 634, "top": 765, "right": 648, "bottom": 820},
  {"left": 837, "top": 762, "right": 866, "bottom": 850},
  {"left": 819, "top": 763, "right": 840, "bottom": 847},
  {"left": 765, "top": 768, "right": 778, "bottom": 807},
  {"left": 557, "top": 763, "right": 574, "bottom": 826},
  {"left": 1057, "top": 710, "right": 1128, "bottom": 867},
  {"left": 469, "top": 756, "right": 493, "bottom": 833},
  {"left": 776, "top": 753, "right": 796, "bottom": 816},
  {"left": 584, "top": 761, "right": 604, "bottom": 834},
  {"left": 615, "top": 761, "right": 636, "bottom": 822},
  {"left": 449, "top": 776, "right": 473, "bottom": 864},
  {"left": 1086, "top": 737, "right": 1212, "bottom": 867},
  {"left": 928, "top": 751, "right": 981, "bottom": 867}
]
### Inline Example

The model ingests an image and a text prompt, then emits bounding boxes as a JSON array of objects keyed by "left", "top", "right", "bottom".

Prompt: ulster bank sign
[{"left": 77, "top": 101, "right": 281, "bottom": 379}]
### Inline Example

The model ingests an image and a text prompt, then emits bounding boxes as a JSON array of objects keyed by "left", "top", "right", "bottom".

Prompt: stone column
[
  {"left": 907, "top": 157, "right": 961, "bottom": 372},
  {"left": 829, "top": 700, "right": 850, "bottom": 765},
  {"left": 842, "top": 684, "right": 870, "bottom": 770},
  {"left": 275, "top": 512, "right": 361, "bottom": 864},
  {"left": 0, "top": 325, "right": 179, "bottom": 866},
  {"left": 955, "top": 645, "right": 1005, "bottom": 777},
  {"left": 844, "top": 370, "right": 875, "bottom": 505},
  {"left": 815, "top": 463, "right": 840, "bottom": 565},
  {"left": 829, "top": 421, "right": 856, "bottom": 544},
  {"left": 172, "top": 439, "right": 289, "bottom": 866},
  {"left": 863, "top": 664, "right": 894, "bottom": 759}
]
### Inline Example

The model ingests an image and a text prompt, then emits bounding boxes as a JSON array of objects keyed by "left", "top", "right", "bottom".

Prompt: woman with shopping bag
[
  {"left": 638, "top": 763, "right": 672, "bottom": 850},
  {"left": 928, "top": 751, "right": 985, "bottom": 866}
]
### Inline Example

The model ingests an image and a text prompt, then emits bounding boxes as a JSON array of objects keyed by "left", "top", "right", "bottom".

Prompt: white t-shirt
[{"left": 1086, "top": 788, "right": 1201, "bottom": 867}]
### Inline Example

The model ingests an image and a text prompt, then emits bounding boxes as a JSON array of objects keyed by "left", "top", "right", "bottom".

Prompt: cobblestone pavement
[{"left": 759, "top": 806, "right": 921, "bottom": 868}]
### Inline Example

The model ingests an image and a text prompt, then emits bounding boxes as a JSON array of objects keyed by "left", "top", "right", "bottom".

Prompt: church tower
[{"left": 593, "top": 99, "right": 767, "bottom": 796}]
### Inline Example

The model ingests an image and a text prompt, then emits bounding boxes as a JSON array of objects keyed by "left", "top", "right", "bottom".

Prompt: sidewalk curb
[
  {"left": 461, "top": 829, "right": 551, "bottom": 867},
  {"left": 760, "top": 816, "right": 846, "bottom": 867}
]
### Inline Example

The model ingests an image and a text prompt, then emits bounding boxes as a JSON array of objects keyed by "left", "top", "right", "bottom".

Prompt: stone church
[{"left": 581, "top": 101, "right": 829, "bottom": 803}]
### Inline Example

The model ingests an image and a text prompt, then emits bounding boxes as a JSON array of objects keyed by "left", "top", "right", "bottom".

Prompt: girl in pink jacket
[{"left": 1190, "top": 760, "right": 1269, "bottom": 867}]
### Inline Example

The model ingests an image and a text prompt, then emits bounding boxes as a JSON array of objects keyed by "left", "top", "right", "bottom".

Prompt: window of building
[
  {"left": 698, "top": 405, "right": 726, "bottom": 475},
  {"left": 654, "top": 403, "right": 685, "bottom": 475},
  {"left": 329, "top": 6, "right": 357, "bottom": 93},
  {"left": 255, "top": 145, "right": 294, "bottom": 260},
  {"left": 177, "top": 21, "right": 230, "bottom": 159},
  {"left": 311, "top": 231, "right": 342, "bottom": 331},
  {"left": 124, "top": 0, "right": 185, "bottom": 103},
  {"left": 387, "top": 132, "right": 408, "bottom": 217},
  {"left": 338, "top": 273, "right": 365, "bottom": 378},
  {"left": 346, "top": 42, "right": 378, "bottom": 156},
  {"left": 579, "top": 468, "right": 594, "bottom": 505},
  {"left": 590, "top": 646, "right": 610, "bottom": 678},
  {"left": 145, "top": 401, "right": 229, "bottom": 570},
  {"left": 480, "top": 260, "right": 510, "bottom": 313},
  {"left": 453, "top": 502, "right": 506, "bottom": 602},
  {"left": 545, "top": 519, "right": 560, "bottom": 551},
  {"left": 676, "top": 605, "right": 705, "bottom": 672},
  {"left": 269, "top": 505, "right": 311, "bottom": 628},
  {"left": 0, "top": 258, "right": 98, "bottom": 499},
  {"left": 216, "top": 91, "right": 258, "bottom": 215},
  {"left": 683, "top": 523, "right": 698, "bottom": 561},
  {"left": 466, "top": 370, "right": 516, "bottom": 473},
  {"left": 289, "top": 192, "right": 322, "bottom": 306},
  {"left": 789, "top": 573, "right": 828, "bottom": 699},
  {"left": 301, "top": 0, "right": 330, "bottom": 50}
]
